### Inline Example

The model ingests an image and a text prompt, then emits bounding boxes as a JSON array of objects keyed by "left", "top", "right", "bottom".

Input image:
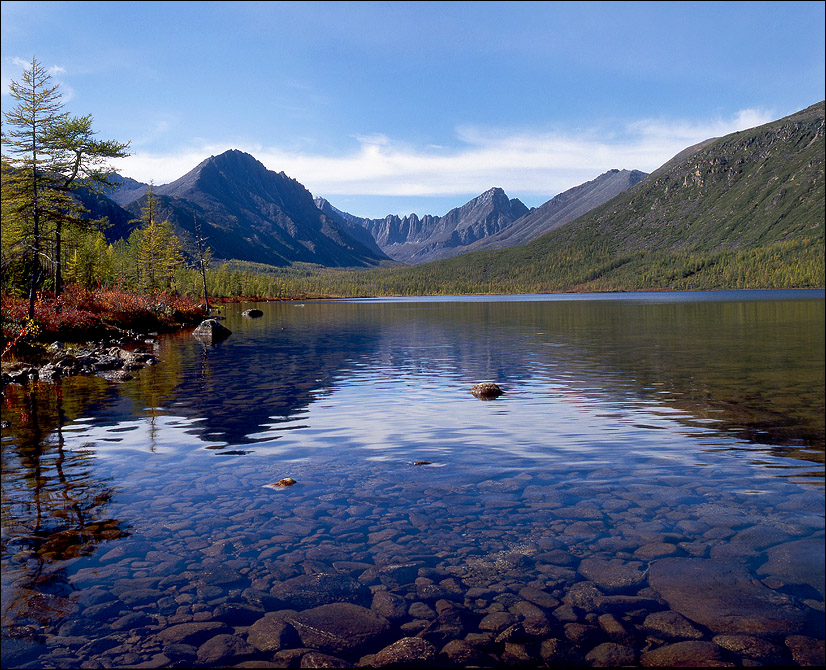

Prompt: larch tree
[
  {"left": 1, "top": 56, "right": 130, "bottom": 314},
  {"left": 130, "top": 185, "right": 183, "bottom": 291},
  {"left": 44, "top": 113, "right": 130, "bottom": 294},
  {"left": 2, "top": 56, "right": 69, "bottom": 317}
]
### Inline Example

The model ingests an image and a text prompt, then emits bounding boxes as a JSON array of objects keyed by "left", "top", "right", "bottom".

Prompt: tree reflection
[{"left": 1, "top": 380, "right": 129, "bottom": 635}]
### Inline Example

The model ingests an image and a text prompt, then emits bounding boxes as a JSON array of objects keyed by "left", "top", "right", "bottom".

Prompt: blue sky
[{"left": 2, "top": 1, "right": 824, "bottom": 218}]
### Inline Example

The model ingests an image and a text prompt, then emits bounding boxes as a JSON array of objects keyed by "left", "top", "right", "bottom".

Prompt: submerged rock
[
  {"left": 471, "top": 382, "right": 504, "bottom": 399},
  {"left": 648, "top": 557, "right": 809, "bottom": 636},
  {"left": 193, "top": 319, "right": 232, "bottom": 344},
  {"left": 285, "top": 603, "right": 391, "bottom": 655},
  {"left": 265, "top": 478, "right": 297, "bottom": 489}
]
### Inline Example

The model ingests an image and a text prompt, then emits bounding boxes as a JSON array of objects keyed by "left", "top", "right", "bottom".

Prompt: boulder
[
  {"left": 471, "top": 382, "right": 504, "bottom": 399},
  {"left": 648, "top": 558, "right": 809, "bottom": 636},
  {"left": 242, "top": 309, "right": 264, "bottom": 318},
  {"left": 285, "top": 603, "right": 391, "bottom": 655},
  {"left": 193, "top": 319, "right": 232, "bottom": 344}
]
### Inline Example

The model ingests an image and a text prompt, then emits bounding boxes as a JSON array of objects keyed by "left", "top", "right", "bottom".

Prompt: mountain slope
[
  {"left": 317, "top": 187, "right": 530, "bottom": 264},
  {"left": 124, "top": 150, "right": 390, "bottom": 267},
  {"left": 466, "top": 169, "right": 648, "bottom": 252},
  {"left": 306, "top": 102, "right": 824, "bottom": 294}
]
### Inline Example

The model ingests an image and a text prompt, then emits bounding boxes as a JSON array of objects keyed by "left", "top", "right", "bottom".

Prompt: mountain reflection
[{"left": 143, "top": 296, "right": 823, "bottom": 461}]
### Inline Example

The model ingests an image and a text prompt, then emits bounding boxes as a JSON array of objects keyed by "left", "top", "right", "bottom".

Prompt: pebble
[{"left": 3, "top": 444, "right": 821, "bottom": 669}]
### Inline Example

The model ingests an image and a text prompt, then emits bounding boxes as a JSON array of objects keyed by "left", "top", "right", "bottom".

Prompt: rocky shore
[{"left": 1, "top": 337, "right": 159, "bottom": 387}]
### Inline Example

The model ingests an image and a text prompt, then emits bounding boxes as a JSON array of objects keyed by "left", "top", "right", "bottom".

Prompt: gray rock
[
  {"left": 286, "top": 603, "right": 391, "bottom": 655},
  {"left": 370, "top": 637, "right": 438, "bottom": 667},
  {"left": 242, "top": 309, "right": 264, "bottom": 318},
  {"left": 193, "top": 318, "right": 232, "bottom": 344},
  {"left": 649, "top": 558, "right": 809, "bottom": 636}
]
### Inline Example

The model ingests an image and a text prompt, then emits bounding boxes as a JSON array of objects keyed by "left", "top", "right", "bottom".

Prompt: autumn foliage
[{"left": 1, "top": 285, "right": 206, "bottom": 355}]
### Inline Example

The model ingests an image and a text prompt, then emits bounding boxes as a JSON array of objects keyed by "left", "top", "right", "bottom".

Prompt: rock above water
[
  {"left": 193, "top": 319, "right": 232, "bottom": 344},
  {"left": 648, "top": 558, "right": 809, "bottom": 636},
  {"left": 471, "top": 382, "right": 504, "bottom": 399},
  {"left": 242, "top": 309, "right": 264, "bottom": 318}
]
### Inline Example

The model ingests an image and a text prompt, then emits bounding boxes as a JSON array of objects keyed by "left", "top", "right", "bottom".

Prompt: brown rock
[
  {"left": 578, "top": 558, "right": 646, "bottom": 593},
  {"left": 640, "top": 641, "right": 725, "bottom": 667},
  {"left": 247, "top": 616, "right": 299, "bottom": 652},
  {"left": 156, "top": 621, "right": 230, "bottom": 646},
  {"left": 471, "top": 382, "right": 504, "bottom": 399},
  {"left": 585, "top": 642, "right": 637, "bottom": 667},
  {"left": 300, "top": 651, "right": 353, "bottom": 668},
  {"left": 649, "top": 558, "right": 809, "bottom": 636},
  {"left": 286, "top": 603, "right": 391, "bottom": 655},
  {"left": 196, "top": 634, "right": 255, "bottom": 665},
  {"left": 370, "top": 637, "right": 438, "bottom": 667},
  {"left": 642, "top": 610, "right": 704, "bottom": 640},
  {"left": 712, "top": 634, "right": 783, "bottom": 663},
  {"left": 785, "top": 635, "right": 826, "bottom": 666}
]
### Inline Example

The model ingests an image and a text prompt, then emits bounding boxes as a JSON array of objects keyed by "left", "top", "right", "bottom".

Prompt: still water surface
[{"left": 2, "top": 290, "right": 824, "bottom": 667}]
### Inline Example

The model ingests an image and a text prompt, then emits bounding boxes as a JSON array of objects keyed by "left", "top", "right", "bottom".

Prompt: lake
[{"left": 1, "top": 289, "right": 824, "bottom": 668}]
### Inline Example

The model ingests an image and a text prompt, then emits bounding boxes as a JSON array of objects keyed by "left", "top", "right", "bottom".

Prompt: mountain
[
  {"left": 330, "top": 101, "right": 824, "bottom": 294},
  {"left": 120, "top": 150, "right": 390, "bottom": 267},
  {"left": 102, "top": 174, "right": 149, "bottom": 207},
  {"left": 465, "top": 169, "right": 648, "bottom": 252},
  {"left": 317, "top": 171, "right": 647, "bottom": 265},
  {"left": 317, "top": 187, "right": 530, "bottom": 264}
]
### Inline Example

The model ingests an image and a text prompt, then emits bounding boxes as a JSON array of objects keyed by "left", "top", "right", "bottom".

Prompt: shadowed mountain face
[{"left": 114, "top": 150, "right": 390, "bottom": 267}]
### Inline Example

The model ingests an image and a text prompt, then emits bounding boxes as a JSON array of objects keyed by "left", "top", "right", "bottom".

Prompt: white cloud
[
  {"left": 2, "top": 56, "right": 74, "bottom": 102},
  {"left": 111, "top": 108, "right": 775, "bottom": 201}
]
